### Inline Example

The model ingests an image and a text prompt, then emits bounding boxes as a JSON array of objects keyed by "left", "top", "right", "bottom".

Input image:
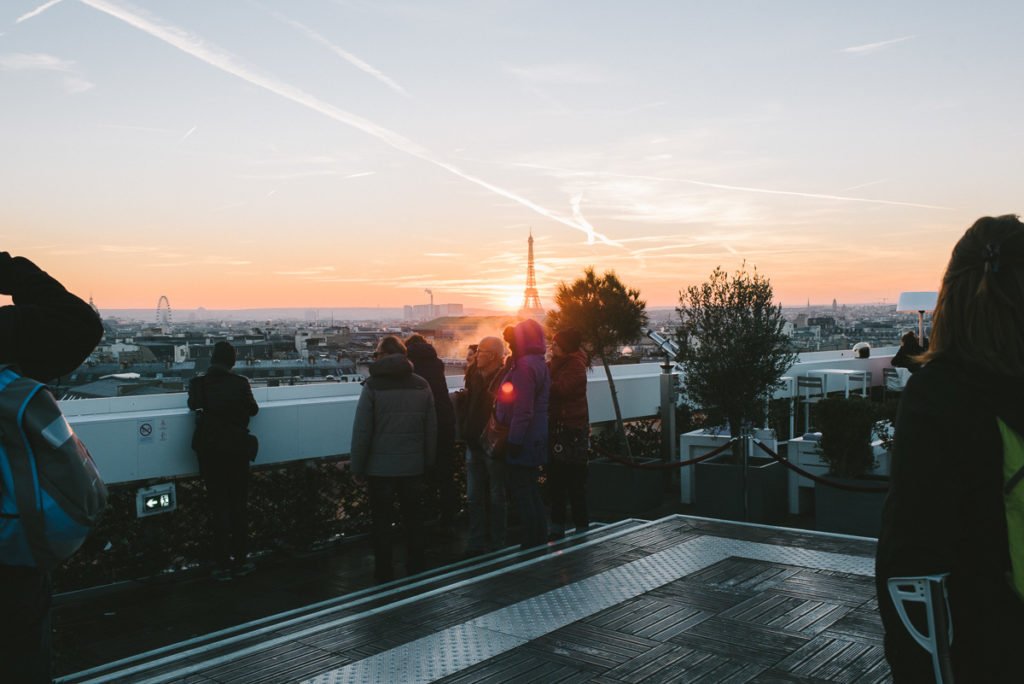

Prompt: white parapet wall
[
  {"left": 63, "top": 350, "right": 899, "bottom": 486},
  {"left": 64, "top": 365, "right": 668, "bottom": 485}
]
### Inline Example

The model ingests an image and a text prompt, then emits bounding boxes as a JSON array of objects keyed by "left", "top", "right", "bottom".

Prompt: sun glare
[{"left": 503, "top": 294, "right": 522, "bottom": 311}]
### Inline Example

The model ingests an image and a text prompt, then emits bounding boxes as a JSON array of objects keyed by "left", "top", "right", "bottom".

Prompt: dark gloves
[{"left": 507, "top": 442, "right": 523, "bottom": 461}]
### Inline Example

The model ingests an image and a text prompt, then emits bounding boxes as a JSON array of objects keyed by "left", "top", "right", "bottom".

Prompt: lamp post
[{"left": 896, "top": 292, "right": 939, "bottom": 343}]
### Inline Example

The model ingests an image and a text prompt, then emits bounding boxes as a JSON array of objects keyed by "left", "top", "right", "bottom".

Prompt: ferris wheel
[{"left": 156, "top": 295, "right": 172, "bottom": 328}]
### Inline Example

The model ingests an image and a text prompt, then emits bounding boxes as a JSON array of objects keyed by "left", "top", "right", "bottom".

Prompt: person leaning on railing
[{"left": 875, "top": 215, "right": 1024, "bottom": 681}]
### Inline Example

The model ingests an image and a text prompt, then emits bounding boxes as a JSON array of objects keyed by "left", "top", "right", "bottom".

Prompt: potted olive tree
[
  {"left": 676, "top": 264, "right": 796, "bottom": 523},
  {"left": 547, "top": 268, "right": 661, "bottom": 516},
  {"left": 813, "top": 396, "right": 890, "bottom": 536}
]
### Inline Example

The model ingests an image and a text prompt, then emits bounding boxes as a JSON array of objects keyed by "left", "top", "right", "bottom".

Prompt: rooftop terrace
[
  {"left": 52, "top": 348, "right": 900, "bottom": 682},
  {"left": 56, "top": 516, "right": 888, "bottom": 684}
]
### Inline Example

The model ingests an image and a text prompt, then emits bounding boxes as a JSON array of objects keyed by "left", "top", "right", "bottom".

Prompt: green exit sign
[{"left": 136, "top": 483, "right": 177, "bottom": 518}]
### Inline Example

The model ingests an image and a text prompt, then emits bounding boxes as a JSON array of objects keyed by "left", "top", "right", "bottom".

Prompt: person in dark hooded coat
[
  {"left": 405, "top": 335, "right": 458, "bottom": 531},
  {"left": 876, "top": 215, "right": 1024, "bottom": 681},
  {"left": 351, "top": 335, "right": 437, "bottom": 582}
]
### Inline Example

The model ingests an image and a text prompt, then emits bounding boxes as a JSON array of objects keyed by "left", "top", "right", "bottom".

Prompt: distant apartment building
[
  {"left": 807, "top": 316, "right": 838, "bottom": 334},
  {"left": 403, "top": 303, "right": 464, "bottom": 320}
]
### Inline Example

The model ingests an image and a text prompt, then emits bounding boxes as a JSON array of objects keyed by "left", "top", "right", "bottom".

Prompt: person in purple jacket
[{"left": 494, "top": 319, "right": 551, "bottom": 549}]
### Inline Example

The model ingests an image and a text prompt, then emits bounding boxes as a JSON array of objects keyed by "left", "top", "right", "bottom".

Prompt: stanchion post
[{"left": 742, "top": 429, "right": 750, "bottom": 521}]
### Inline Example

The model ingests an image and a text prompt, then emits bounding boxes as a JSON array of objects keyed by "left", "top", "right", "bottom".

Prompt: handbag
[{"left": 241, "top": 432, "right": 259, "bottom": 462}]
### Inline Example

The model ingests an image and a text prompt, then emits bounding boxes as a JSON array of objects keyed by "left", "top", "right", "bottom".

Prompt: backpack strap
[
  {"left": 0, "top": 369, "right": 51, "bottom": 565},
  {"left": 996, "top": 418, "right": 1024, "bottom": 601}
]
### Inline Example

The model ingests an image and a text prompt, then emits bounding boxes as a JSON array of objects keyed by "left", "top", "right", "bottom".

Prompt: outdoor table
[{"left": 806, "top": 368, "right": 870, "bottom": 398}]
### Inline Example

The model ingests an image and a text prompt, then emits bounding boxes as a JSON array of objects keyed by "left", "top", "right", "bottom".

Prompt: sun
[{"left": 503, "top": 294, "right": 522, "bottom": 311}]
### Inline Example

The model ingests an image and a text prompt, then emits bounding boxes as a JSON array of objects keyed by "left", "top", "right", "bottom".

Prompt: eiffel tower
[{"left": 519, "top": 229, "right": 545, "bottom": 320}]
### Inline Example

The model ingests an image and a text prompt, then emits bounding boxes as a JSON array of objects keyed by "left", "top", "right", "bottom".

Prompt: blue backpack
[{"left": 0, "top": 366, "right": 108, "bottom": 570}]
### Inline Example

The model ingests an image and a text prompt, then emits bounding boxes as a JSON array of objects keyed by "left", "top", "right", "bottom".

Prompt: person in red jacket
[{"left": 546, "top": 328, "right": 591, "bottom": 539}]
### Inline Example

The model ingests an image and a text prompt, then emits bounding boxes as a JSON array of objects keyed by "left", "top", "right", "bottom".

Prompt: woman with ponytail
[{"left": 876, "top": 215, "right": 1024, "bottom": 681}]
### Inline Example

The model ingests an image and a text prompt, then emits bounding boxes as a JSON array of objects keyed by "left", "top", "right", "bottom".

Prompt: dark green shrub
[{"left": 815, "top": 397, "right": 877, "bottom": 478}]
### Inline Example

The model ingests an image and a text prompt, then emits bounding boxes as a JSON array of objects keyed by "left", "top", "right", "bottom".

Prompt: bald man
[{"left": 461, "top": 335, "right": 510, "bottom": 556}]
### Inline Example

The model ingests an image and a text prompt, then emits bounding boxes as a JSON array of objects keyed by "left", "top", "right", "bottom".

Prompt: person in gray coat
[{"left": 351, "top": 335, "right": 437, "bottom": 582}]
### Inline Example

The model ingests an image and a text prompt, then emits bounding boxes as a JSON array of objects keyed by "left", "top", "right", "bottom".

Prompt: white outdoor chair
[
  {"left": 797, "top": 376, "right": 825, "bottom": 434},
  {"left": 887, "top": 573, "right": 954, "bottom": 683}
]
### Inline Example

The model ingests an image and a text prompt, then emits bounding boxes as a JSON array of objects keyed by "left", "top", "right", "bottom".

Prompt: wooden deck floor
[{"left": 58, "top": 516, "right": 889, "bottom": 684}]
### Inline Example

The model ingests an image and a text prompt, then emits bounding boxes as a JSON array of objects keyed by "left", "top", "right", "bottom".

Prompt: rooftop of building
[{"left": 54, "top": 515, "right": 887, "bottom": 683}]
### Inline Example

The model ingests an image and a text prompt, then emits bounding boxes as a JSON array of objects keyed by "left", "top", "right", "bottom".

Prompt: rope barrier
[
  {"left": 590, "top": 437, "right": 738, "bottom": 470},
  {"left": 752, "top": 439, "right": 890, "bottom": 493},
  {"left": 587, "top": 437, "right": 891, "bottom": 494}
]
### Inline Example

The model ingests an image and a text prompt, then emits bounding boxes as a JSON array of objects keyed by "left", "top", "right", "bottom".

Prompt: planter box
[
  {"left": 587, "top": 457, "right": 665, "bottom": 517},
  {"left": 679, "top": 427, "right": 777, "bottom": 504},
  {"left": 787, "top": 434, "right": 891, "bottom": 515},
  {"left": 814, "top": 477, "right": 888, "bottom": 537},
  {"left": 694, "top": 454, "right": 786, "bottom": 524}
]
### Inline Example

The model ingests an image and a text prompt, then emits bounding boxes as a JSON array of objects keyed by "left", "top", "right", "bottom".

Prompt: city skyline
[{"left": 2, "top": 1, "right": 1021, "bottom": 310}]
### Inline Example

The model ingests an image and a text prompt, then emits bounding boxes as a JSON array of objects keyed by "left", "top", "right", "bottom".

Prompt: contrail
[
  {"left": 75, "top": 0, "right": 617, "bottom": 246},
  {"left": 179, "top": 125, "right": 197, "bottom": 143},
  {"left": 16, "top": 0, "right": 64, "bottom": 23},
  {"left": 515, "top": 162, "right": 953, "bottom": 211},
  {"left": 275, "top": 13, "right": 410, "bottom": 98},
  {"left": 570, "top": 193, "right": 597, "bottom": 245},
  {"left": 841, "top": 35, "right": 916, "bottom": 55}
]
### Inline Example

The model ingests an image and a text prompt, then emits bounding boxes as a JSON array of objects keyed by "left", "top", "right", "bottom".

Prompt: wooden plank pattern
[{"left": 63, "top": 516, "right": 893, "bottom": 684}]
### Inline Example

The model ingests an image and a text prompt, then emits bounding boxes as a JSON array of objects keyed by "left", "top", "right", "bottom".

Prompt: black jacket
[
  {"left": 876, "top": 358, "right": 1024, "bottom": 681},
  {"left": 891, "top": 343, "right": 925, "bottom": 374},
  {"left": 0, "top": 254, "right": 103, "bottom": 382},
  {"left": 407, "top": 342, "right": 456, "bottom": 448},
  {"left": 188, "top": 365, "right": 259, "bottom": 459},
  {"left": 188, "top": 365, "right": 259, "bottom": 429},
  {"left": 461, "top": 364, "right": 502, "bottom": 451}
]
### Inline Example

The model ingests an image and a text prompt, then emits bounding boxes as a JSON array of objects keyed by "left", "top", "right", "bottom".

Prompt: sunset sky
[{"left": 2, "top": 1, "right": 1021, "bottom": 312}]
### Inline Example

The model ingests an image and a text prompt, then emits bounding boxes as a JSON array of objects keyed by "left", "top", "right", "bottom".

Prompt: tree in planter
[
  {"left": 815, "top": 396, "right": 878, "bottom": 479},
  {"left": 676, "top": 263, "right": 796, "bottom": 456},
  {"left": 547, "top": 267, "right": 647, "bottom": 460}
]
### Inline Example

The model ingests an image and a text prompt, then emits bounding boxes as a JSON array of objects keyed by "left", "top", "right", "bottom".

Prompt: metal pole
[
  {"left": 660, "top": 356, "right": 676, "bottom": 461},
  {"left": 660, "top": 357, "right": 679, "bottom": 491},
  {"left": 742, "top": 430, "right": 750, "bottom": 521}
]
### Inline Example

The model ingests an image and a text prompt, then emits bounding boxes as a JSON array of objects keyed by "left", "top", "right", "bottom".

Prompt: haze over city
[{"left": 2, "top": 0, "right": 1021, "bottom": 311}]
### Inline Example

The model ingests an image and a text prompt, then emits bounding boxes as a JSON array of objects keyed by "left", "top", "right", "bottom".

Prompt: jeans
[
  {"left": 368, "top": 475, "right": 426, "bottom": 582},
  {"left": 0, "top": 564, "right": 52, "bottom": 683},
  {"left": 434, "top": 439, "right": 459, "bottom": 526},
  {"left": 508, "top": 465, "right": 548, "bottom": 549},
  {"left": 547, "top": 460, "right": 589, "bottom": 531},
  {"left": 202, "top": 452, "right": 250, "bottom": 569},
  {"left": 465, "top": 446, "right": 508, "bottom": 553}
]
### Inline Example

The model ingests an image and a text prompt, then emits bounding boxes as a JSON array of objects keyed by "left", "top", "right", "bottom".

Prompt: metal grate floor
[{"left": 60, "top": 516, "right": 889, "bottom": 684}]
